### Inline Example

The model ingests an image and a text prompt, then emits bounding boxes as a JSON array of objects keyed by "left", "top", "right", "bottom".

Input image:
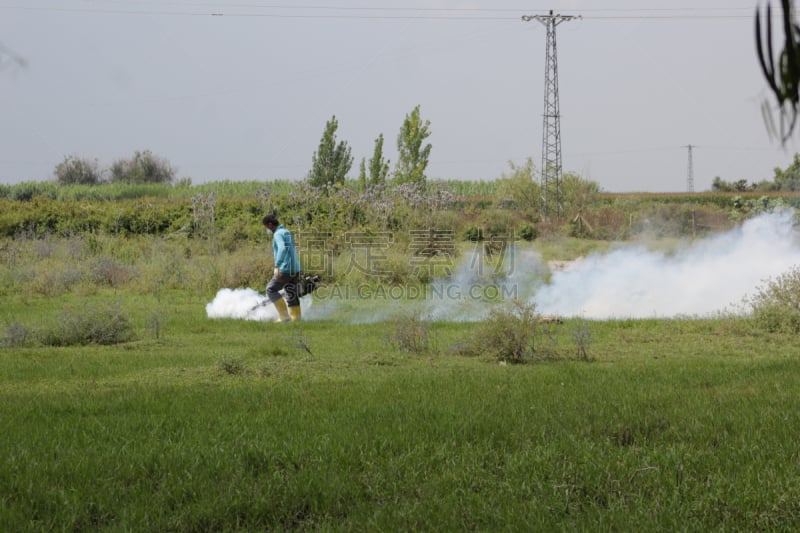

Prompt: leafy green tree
[
  {"left": 735, "top": 179, "right": 756, "bottom": 191},
  {"left": 772, "top": 152, "right": 800, "bottom": 190},
  {"left": 395, "top": 105, "right": 431, "bottom": 184},
  {"left": 711, "top": 176, "right": 756, "bottom": 192},
  {"left": 753, "top": 179, "right": 779, "bottom": 192},
  {"left": 561, "top": 172, "right": 600, "bottom": 216},
  {"left": 110, "top": 150, "right": 175, "bottom": 184},
  {"left": 714, "top": 154, "right": 800, "bottom": 192},
  {"left": 711, "top": 176, "right": 733, "bottom": 192},
  {"left": 54, "top": 155, "right": 103, "bottom": 185},
  {"left": 307, "top": 115, "right": 353, "bottom": 187},
  {"left": 496, "top": 158, "right": 540, "bottom": 214},
  {"left": 357, "top": 158, "right": 367, "bottom": 191},
  {"left": 367, "top": 133, "right": 390, "bottom": 187}
]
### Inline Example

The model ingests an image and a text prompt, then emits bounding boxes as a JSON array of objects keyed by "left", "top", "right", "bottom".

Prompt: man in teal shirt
[{"left": 262, "top": 214, "right": 302, "bottom": 322}]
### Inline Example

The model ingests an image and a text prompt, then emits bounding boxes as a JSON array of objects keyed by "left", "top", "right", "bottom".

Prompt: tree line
[
  {"left": 712, "top": 152, "right": 800, "bottom": 192},
  {"left": 248, "top": 104, "right": 434, "bottom": 189},
  {"left": 52, "top": 105, "right": 432, "bottom": 189}
]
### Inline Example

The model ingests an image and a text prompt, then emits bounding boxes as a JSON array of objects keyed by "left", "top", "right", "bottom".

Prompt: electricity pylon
[
  {"left": 522, "top": 10, "right": 579, "bottom": 221},
  {"left": 684, "top": 144, "right": 695, "bottom": 192}
]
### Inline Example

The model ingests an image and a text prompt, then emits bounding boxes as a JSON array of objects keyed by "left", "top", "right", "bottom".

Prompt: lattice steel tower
[
  {"left": 523, "top": 10, "right": 579, "bottom": 220},
  {"left": 684, "top": 144, "right": 695, "bottom": 192}
]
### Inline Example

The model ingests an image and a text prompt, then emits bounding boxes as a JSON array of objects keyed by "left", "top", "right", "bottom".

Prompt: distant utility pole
[
  {"left": 684, "top": 144, "right": 695, "bottom": 192},
  {"left": 522, "top": 10, "right": 580, "bottom": 221}
]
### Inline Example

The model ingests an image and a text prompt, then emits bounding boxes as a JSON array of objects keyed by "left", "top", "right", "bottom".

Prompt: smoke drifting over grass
[
  {"left": 205, "top": 288, "right": 312, "bottom": 322},
  {"left": 423, "top": 246, "right": 545, "bottom": 322},
  {"left": 422, "top": 212, "right": 800, "bottom": 320},
  {"left": 534, "top": 211, "right": 800, "bottom": 319},
  {"left": 205, "top": 212, "right": 800, "bottom": 323}
]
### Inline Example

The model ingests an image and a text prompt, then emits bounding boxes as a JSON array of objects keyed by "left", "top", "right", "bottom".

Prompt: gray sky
[{"left": 1, "top": 0, "right": 797, "bottom": 192}]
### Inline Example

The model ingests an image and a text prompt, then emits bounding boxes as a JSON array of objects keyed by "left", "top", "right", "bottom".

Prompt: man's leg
[
  {"left": 266, "top": 276, "right": 290, "bottom": 323},
  {"left": 284, "top": 275, "right": 302, "bottom": 322}
]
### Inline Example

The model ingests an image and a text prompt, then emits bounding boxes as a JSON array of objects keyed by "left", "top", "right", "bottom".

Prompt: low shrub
[
  {"left": 570, "top": 317, "right": 593, "bottom": 361},
  {"left": 110, "top": 150, "right": 175, "bottom": 185},
  {"left": 517, "top": 223, "right": 537, "bottom": 241},
  {"left": 55, "top": 155, "right": 103, "bottom": 185},
  {"left": 218, "top": 357, "right": 248, "bottom": 376},
  {"left": 387, "top": 313, "right": 433, "bottom": 353},
  {"left": 463, "top": 225, "right": 483, "bottom": 242},
  {"left": 25, "top": 260, "right": 85, "bottom": 296},
  {"left": 481, "top": 208, "right": 517, "bottom": 240},
  {"left": 456, "top": 300, "right": 549, "bottom": 363},
  {"left": 40, "top": 302, "right": 135, "bottom": 346},
  {"left": 749, "top": 266, "right": 800, "bottom": 333},
  {"left": 8, "top": 182, "right": 57, "bottom": 202},
  {"left": 2, "top": 322, "right": 33, "bottom": 348},
  {"left": 90, "top": 255, "right": 135, "bottom": 287}
]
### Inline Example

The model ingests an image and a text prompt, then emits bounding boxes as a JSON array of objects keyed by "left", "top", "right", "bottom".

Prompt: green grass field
[{"left": 2, "top": 290, "right": 800, "bottom": 531}]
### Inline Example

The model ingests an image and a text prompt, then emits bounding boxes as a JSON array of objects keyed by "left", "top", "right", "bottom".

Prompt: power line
[
  {"left": 0, "top": 4, "right": 776, "bottom": 22},
  {"left": 566, "top": 145, "right": 780, "bottom": 157},
  {"left": 5, "top": 1, "right": 757, "bottom": 12}
]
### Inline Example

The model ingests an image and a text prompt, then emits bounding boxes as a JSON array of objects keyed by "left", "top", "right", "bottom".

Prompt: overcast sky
[{"left": 1, "top": 0, "right": 798, "bottom": 192}]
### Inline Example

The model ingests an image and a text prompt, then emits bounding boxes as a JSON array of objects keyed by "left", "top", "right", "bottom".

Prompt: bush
[
  {"left": 495, "top": 158, "right": 540, "bottom": 217},
  {"left": 9, "top": 182, "right": 56, "bottom": 202},
  {"left": 110, "top": 150, "right": 175, "bottom": 185},
  {"left": 387, "top": 313, "right": 433, "bottom": 353},
  {"left": 749, "top": 266, "right": 800, "bottom": 333},
  {"left": 90, "top": 256, "right": 135, "bottom": 287},
  {"left": 481, "top": 209, "right": 517, "bottom": 240},
  {"left": 218, "top": 358, "right": 248, "bottom": 376},
  {"left": 40, "top": 301, "right": 135, "bottom": 346},
  {"left": 517, "top": 223, "right": 537, "bottom": 241},
  {"left": 2, "top": 322, "right": 33, "bottom": 348},
  {"left": 463, "top": 225, "right": 483, "bottom": 242},
  {"left": 457, "top": 300, "right": 548, "bottom": 363},
  {"left": 28, "top": 262, "right": 86, "bottom": 296},
  {"left": 54, "top": 155, "right": 103, "bottom": 185}
]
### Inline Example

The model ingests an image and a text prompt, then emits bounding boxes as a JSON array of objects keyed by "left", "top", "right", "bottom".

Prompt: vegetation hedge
[
  {"left": 0, "top": 198, "right": 192, "bottom": 237},
  {"left": 2, "top": 179, "right": 798, "bottom": 243}
]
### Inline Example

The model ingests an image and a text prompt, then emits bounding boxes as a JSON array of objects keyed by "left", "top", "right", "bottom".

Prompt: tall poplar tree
[
  {"left": 368, "top": 133, "right": 390, "bottom": 187},
  {"left": 307, "top": 115, "right": 353, "bottom": 187},
  {"left": 395, "top": 105, "right": 432, "bottom": 185}
]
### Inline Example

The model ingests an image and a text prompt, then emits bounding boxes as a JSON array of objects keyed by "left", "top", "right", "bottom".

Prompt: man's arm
[{"left": 274, "top": 231, "right": 290, "bottom": 272}]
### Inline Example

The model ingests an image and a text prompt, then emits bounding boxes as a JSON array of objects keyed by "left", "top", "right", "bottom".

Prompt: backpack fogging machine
[{"left": 250, "top": 273, "right": 322, "bottom": 311}]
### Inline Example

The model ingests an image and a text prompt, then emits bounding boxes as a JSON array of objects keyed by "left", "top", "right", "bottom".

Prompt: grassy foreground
[{"left": 2, "top": 291, "right": 800, "bottom": 531}]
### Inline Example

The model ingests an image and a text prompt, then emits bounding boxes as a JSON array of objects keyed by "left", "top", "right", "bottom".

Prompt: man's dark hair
[{"left": 262, "top": 214, "right": 279, "bottom": 227}]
